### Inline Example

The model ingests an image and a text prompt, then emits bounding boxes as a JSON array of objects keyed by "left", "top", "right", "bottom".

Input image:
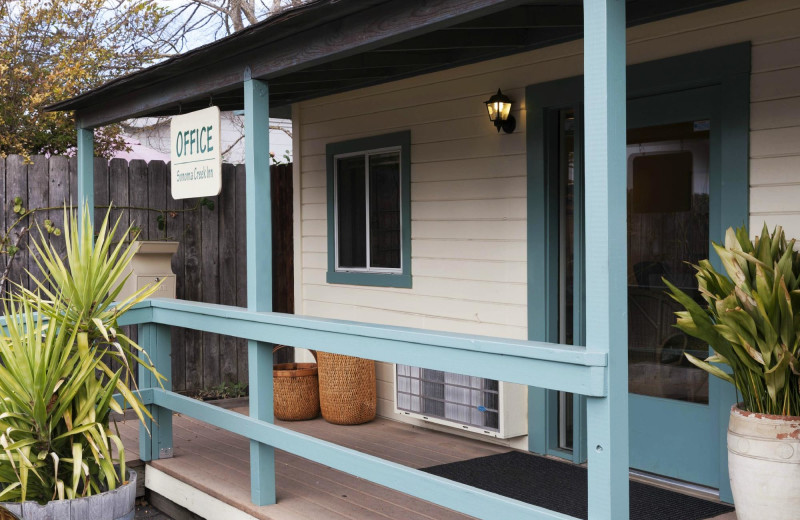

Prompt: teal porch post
[
  {"left": 244, "top": 77, "right": 276, "bottom": 506},
  {"left": 76, "top": 126, "right": 94, "bottom": 226},
  {"left": 138, "top": 323, "right": 173, "bottom": 461},
  {"left": 583, "top": 1, "right": 629, "bottom": 519}
]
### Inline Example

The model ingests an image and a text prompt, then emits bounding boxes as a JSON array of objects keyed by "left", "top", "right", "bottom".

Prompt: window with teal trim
[{"left": 326, "top": 131, "right": 411, "bottom": 288}]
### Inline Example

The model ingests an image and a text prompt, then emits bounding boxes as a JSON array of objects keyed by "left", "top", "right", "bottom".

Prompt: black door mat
[{"left": 421, "top": 451, "right": 734, "bottom": 520}]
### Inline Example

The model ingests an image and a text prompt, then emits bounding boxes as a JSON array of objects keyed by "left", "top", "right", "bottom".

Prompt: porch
[
  {"left": 116, "top": 402, "right": 736, "bottom": 520},
  {"left": 46, "top": 0, "right": 766, "bottom": 518}
]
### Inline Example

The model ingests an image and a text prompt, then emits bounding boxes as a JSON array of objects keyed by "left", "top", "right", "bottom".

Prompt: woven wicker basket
[
  {"left": 273, "top": 362, "right": 320, "bottom": 421},
  {"left": 316, "top": 352, "right": 376, "bottom": 425}
]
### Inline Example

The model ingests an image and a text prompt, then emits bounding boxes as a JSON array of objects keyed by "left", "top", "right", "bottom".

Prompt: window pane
[
  {"left": 627, "top": 121, "right": 710, "bottom": 404},
  {"left": 369, "top": 152, "right": 401, "bottom": 269},
  {"left": 336, "top": 156, "right": 367, "bottom": 268}
]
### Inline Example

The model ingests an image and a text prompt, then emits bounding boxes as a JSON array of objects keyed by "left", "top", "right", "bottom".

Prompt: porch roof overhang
[{"left": 47, "top": 0, "right": 740, "bottom": 128}]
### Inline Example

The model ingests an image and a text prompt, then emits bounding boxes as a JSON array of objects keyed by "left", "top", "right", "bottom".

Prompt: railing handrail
[
  {"left": 124, "top": 298, "right": 612, "bottom": 519},
  {"left": 122, "top": 298, "right": 608, "bottom": 396},
  {"left": 122, "top": 299, "right": 605, "bottom": 363}
]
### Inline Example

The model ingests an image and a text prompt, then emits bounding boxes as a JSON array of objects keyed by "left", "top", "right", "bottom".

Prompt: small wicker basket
[
  {"left": 316, "top": 352, "right": 376, "bottom": 425},
  {"left": 273, "top": 352, "right": 320, "bottom": 421}
]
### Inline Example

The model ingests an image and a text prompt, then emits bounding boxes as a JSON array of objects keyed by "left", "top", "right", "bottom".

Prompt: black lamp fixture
[{"left": 484, "top": 89, "right": 516, "bottom": 134}]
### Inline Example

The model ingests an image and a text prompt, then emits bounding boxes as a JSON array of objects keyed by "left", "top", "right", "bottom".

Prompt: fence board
[
  {"left": 109, "top": 159, "right": 130, "bottom": 242},
  {"left": 167, "top": 163, "right": 187, "bottom": 392},
  {"left": 48, "top": 155, "right": 70, "bottom": 295},
  {"left": 272, "top": 164, "right": 294, "bottom": 364},
  {"left": 5, "top": 155, "right": 28, "bottom": 293},
  {"left": 147, "top": 161, "right": 168, "bottom": 240},
  {"left": 201, "top": 189, "right": 221, "bottom": 389},
  {"left": 219, "top": 164, "right": 239, "bottom": 383},
  {"left": 27, "top": 156, "right": 49, "bottom": 288},
  {"left": 109, "top": 159, "right": 132, "bottom": 378},
  {"left": 0, "top": 158, "right": 5, "bottom": 245},
  {"left": 235, "top": 164, "right": 249, "bottom": 384},
  {"left": 48, "top": 155, "right": 69, "bottom": 230},
  {"left": 0, "top": 155, "right": 293, "bottom": 393},
  {"left": 272, "top": 164, "right": 294, "bottom": 315},
  {"left": 129, "top": 160, "right": 149, "bottom": 239},
  {"left": 89, "top": 157, "right": 110, "bottom": 316},
  {"left": 127, "top": 160, "right": 150, "bottom": 352},
  {"left": 93, "top": 157, "right": 109, "bottom": 225},
  {"left": 182, "top": 192, "right": 203, "bottom": 391}
]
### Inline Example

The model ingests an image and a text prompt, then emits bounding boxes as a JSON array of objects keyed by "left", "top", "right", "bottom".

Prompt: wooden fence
[{"left": 0, "top": 155, "right": 293, "bottom": 393}]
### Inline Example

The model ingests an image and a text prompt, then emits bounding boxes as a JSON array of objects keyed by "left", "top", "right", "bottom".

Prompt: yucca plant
[
  {"left": 0, "top": 204, "right": 164, "bottom": 503},
  {"left": 665, "top": 223, "right": 800, "bottom": 416}
]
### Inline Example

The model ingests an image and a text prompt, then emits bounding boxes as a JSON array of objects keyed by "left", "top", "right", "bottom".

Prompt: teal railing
[{"left": 119, "top": 298, "right": 610, "bottom": 520}]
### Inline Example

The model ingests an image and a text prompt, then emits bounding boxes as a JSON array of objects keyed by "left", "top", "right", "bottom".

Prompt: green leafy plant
[
  {"left": 0, "top": 204, "right": 164, "bottom": 503},
  {"left": 665, "top": 224, "right": 800, "bottom": 416}
]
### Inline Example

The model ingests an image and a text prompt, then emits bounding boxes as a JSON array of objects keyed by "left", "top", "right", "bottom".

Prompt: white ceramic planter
[{"left": 728, "top": 404, "right": 800, "bottom": 520}]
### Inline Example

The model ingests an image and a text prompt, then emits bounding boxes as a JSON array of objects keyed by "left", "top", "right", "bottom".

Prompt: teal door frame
[
  {"left": 527, "top": 76, "right": 588, "bottom": 464},
  {"left": 526, "top": 42, "right": 749, "bottom": 501}
]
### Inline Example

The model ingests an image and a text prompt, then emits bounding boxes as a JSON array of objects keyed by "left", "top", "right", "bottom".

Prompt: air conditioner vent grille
[{"left": 396, "top": 365, "right": 500, "bottom": 432}]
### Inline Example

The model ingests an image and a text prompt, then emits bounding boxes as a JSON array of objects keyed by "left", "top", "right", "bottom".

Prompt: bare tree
[{"left": 161, "top": 0, "right": 309, "bottom": 51}]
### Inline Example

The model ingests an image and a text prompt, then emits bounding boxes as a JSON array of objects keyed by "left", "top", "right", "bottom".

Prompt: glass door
[
  {"left": 626, "top": 86, "right": 720, "bottom": 487},
  {"left": 528, "top": 45, "right": 749, "bottom": 499},
  {"left": 539, "top": 88, "right": 721, "bottom": 485}
]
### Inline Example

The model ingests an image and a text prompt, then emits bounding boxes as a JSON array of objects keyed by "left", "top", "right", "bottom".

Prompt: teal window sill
[{"left": 326, "top": 271, "right": 412, "bottom": 288}]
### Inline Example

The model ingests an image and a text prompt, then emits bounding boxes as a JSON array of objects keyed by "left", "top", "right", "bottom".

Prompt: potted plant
[
  {"left": 665, "top": 224, "right": 800, "bottom": 520},
  {"left": 0, "top": 205, "right": 164, "bottom": 518}
]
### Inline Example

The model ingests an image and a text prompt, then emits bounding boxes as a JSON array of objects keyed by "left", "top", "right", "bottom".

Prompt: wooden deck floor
[
  {"left": 116, "top": 404, "right": 736, "bottom": 520},
  {"left": 117, "top": 404, "right": 508, "bottom": 519}
]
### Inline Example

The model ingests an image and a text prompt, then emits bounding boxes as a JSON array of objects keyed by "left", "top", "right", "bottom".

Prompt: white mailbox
[{"left": 116, "top": 241, "right": 179, "bottom": 302}]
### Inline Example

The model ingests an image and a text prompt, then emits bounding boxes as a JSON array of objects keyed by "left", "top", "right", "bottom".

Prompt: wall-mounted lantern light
[{"left": 484, "top": 89, "right": 516, "bottom": 134}]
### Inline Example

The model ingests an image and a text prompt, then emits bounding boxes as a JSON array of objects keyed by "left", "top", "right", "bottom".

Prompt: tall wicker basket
[
  {"left": 316, "top": 352, "right": 376, "bottom": 425},
  {"left": 273, "top": 347, "right": 320, "bottom": 421}
]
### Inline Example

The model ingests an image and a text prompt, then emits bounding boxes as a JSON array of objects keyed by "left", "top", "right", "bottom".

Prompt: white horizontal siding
[
  {"left": 749, "top": 29, "right": 800, "bottom": 237},
  {"left": 302, "top": 300, "right": 527, "bottom": 339},
  {"left": 292, "top": 0, "right": 800, "bottom": 441},
  {"left": 303, "top": 285, "right": 525, "bottom": 326},
  {"left": 751, "top": 156, "right": 800, "bottom": 186},
  {"left": 751, "top": 97, "right": 800, "bottom": 130},
  {"left": 413, "top": 238, "right": 526, "bottom": 262},
  {"left": 411, "top": 177, "right": 526, "bottom": 202}
]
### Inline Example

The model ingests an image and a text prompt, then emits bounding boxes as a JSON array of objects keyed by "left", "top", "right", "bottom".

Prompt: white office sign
[{"left": 170, "top": 106, "right": 222, "bottom": 199}]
